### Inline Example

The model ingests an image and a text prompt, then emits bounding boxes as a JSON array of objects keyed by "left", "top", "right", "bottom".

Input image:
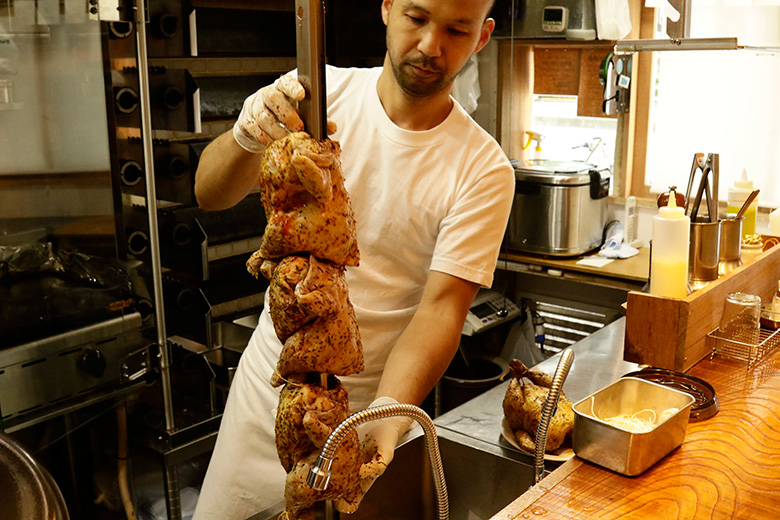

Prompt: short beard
[{"left": 388, "top": 52, "right": 455, "bottom": 98}]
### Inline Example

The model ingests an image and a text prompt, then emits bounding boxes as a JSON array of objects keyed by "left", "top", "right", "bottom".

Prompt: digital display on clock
[
  {"left": 544, "top": 9, "right": 563, "bottom": 23},
  {"left": 542, "top": 6, "right": 568, "bottom": 32}
]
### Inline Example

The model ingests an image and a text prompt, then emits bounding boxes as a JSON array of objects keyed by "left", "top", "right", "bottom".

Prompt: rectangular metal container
[{"left": 572, "top": 377, "right": 695, "bottom": 476}]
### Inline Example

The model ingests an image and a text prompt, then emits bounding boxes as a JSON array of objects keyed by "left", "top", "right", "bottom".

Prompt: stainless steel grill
[{"left": 0, "top": 312, "right": 144, "bottom": 425}]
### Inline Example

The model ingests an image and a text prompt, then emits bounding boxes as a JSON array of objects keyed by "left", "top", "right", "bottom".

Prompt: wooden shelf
[
  {"left": 148, "top": 56, "right": 296, "bottom": 78},
  {"left": 624, "top": 237, "right": 780, "bottom": 371},
  {"left": 501, "top": 247, "right": 650, "bottom": 284}
]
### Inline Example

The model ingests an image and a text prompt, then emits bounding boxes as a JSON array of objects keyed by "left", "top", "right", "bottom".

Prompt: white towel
[{"left": 599, "top": 220, "right": 639, "bottom": 259}]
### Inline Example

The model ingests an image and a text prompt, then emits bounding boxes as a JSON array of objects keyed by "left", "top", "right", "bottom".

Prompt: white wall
[{"left": 0, "top": 2, "right": 113, "bottom": 220}]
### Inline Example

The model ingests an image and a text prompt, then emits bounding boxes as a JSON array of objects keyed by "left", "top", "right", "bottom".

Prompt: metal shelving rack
[
  {"left": 96, "top": 1, "right": 294, "bottom": 518},
  {"left": 94, "top": 1, "right": 385, "bottom": 516}
]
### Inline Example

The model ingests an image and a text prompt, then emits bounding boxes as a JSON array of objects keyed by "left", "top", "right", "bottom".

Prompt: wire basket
[{"left": 707, "top": 326, "right": 780, "bottom": 369}]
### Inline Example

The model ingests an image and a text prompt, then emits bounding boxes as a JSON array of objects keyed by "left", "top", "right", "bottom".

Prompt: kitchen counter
[
  {"left": 246, "top": 320, "right": 638, "bottom": 520},
  {"left": 500, "top": 246, "right": 650, "bottom": 285},
  {"left": 496, "top": 248, "right": 648, "bottom": 324},
  {"left": 490, "top": 318, "right": 780, "bottom": 519},
  {"left": 247, "top": 313, "right": 780, "bottom": 520}
]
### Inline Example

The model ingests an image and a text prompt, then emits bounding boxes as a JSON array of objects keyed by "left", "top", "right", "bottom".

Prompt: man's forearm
[
  {"left": 194, "top": 130, "right": 264, "bottom": 211},
  {"left": 376, "top": 272, "right": 479, "bottom": 406}
]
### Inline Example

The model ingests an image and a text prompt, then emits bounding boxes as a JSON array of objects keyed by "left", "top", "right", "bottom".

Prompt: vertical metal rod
[
  {"left": 164, "top": 465, "right": 182, "bottom": 520},
  {"left": 63, "top": 413, "right": 83, "bottom": 519},
  {"left": 134, "top": 0, "right": 176, "bottom": 433},
  {"left": 295, "top": 0, "right": 327, "bottom": 139},
  {"left": 710, "top": 153, "right": 719, "bottom": 220}
]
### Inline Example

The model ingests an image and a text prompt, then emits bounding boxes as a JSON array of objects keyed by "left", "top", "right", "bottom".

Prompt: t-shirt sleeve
[{"left": 430, "top": 148, "right": 515, "bottom": 288}]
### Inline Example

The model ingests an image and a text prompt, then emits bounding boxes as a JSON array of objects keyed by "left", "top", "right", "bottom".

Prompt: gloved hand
[
  {"left": 356, "top": 396, "right": 414, "bottom": 495},
  {"left": 232, "top": 74, "right": 306, "bottom": 153}
]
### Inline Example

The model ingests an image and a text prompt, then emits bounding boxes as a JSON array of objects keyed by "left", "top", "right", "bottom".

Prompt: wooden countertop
[
  {"left": 501, "top": 246, "right": 650, "bottom": 284},
  {"left": 492, "top": 349, "right": 780, "bottom": 519}
]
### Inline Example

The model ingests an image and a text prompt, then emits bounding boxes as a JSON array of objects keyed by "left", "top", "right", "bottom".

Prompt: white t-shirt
[
  {"left": 254, "top": 65, "right": 514, "bottom": 409},
  {"left": 194, "top": 66, "right": 514, "bottom": 520}
]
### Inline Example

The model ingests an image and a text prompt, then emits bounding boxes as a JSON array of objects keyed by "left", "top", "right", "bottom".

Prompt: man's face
[{"left": 381, "top": 0, "right": 494, "bottom": 98}]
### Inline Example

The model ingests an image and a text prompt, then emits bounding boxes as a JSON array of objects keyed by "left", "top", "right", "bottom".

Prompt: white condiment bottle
[
  {"left": 770, "top": 208, "right": 780, "bottom": 236},
  {"left": 650, "top": 193, "right": 690, "bottom": 299},
  {"left": 727, "top": 168, "right": 758, "bottom": 238}
]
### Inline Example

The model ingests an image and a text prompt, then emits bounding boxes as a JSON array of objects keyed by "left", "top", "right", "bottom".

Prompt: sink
[
  {"left": 348, "top": 428, "right": 540, "bottom": 520},
  {"left": 247, "top": 427, "right": 543, "bottom": 520}
]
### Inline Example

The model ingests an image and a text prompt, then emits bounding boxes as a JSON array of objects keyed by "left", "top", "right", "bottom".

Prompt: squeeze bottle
[
  {"left": 650, "top": 193, "right": 690, "bottom": 299},
  {"left": 727, "top": 168, "right": 758, "bottom": 238},
  {"left": 770, "top": 208, "right": 780, "bottom": 236}
]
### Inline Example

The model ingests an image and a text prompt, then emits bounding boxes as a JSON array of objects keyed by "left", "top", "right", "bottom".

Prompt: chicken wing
[{"left": 257, "top": 132, "right": 359, "bottom": 266}]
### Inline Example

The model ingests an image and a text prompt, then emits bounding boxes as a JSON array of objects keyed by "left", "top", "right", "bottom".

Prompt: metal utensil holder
[{"left": 707, "top": 326, "right": 780, "bottom": 368}]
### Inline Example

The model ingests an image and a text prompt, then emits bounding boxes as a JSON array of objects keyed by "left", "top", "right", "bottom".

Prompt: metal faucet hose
[
  {"left": 534, "top": 349, "right": 575, "bottom": 485},
  {"left": 307, "top": 402, "right": 449, "bottom": 520}
]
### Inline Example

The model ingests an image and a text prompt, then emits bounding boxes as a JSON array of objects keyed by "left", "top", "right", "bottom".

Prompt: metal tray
[
  {"left": 572, "top": 377, "right": 695, "bottom": 476},
  {"left": 622, "top": 368, "right": 719, "bottom": 422}
]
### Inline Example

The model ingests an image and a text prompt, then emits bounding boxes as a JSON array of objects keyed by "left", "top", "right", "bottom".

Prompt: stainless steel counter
[
  {"left": 433, "top": 317, "right": 638, "bottom": 456},
  {"left": 246, "top": 318, "right": 637, "bottom": 520}
]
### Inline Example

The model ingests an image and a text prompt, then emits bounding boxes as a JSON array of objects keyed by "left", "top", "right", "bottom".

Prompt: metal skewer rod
[{"left": 295, "top": 0, "right": 328, "bottom": 140}]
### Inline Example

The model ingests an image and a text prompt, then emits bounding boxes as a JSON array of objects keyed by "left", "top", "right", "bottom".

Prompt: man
[{"left": 193, "top": 1, "right": 513, "bottom": 518}]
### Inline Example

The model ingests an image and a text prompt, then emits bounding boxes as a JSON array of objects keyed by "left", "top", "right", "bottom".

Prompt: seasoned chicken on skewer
[
  {"left": 275, "top": 375, "right": 372, "bottom": 520},
  {"left": 256, "top": 132, "right": 359, "bottom": 266},
  {"left": 503, "top": 359, "right": 574, "bottom": 452},
  {"left": 248, "top": 253, "right": 363, "bottom": 386}
]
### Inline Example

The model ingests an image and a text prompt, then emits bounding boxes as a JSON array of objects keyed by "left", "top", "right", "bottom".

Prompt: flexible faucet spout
[
  {"left": 307, "top": 402, "right": 449, "bottom": 520},
  {"left": 533, "top": 349, "right": 575, "bottom": 485}
]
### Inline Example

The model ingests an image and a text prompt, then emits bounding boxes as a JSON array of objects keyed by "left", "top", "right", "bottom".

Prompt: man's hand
[
  {"left": 356, "top": 396, "right": 414, "bottom": 495},
  {"left": 232, "top": 74, "right": 306, "bottom": 154}
]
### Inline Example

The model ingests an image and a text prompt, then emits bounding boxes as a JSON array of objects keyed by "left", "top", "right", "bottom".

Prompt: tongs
[{"left": 684, "top": 152, "right": 720, "bottom": 223}]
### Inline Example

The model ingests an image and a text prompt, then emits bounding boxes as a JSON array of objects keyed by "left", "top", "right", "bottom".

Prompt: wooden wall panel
[
  {"left": 577, "top": 49, "right": 614, "bottom": 118},
  {"left": 532, "top": 48, "right": 580, "bottom": 96}
]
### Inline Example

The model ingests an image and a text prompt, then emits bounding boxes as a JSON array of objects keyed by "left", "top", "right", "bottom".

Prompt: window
[
  {"left": 640, "top": 2, "right": 780, "bottom": 207},
  {"left": 531, "top": 94, "right": 617, "bottom": 172}
]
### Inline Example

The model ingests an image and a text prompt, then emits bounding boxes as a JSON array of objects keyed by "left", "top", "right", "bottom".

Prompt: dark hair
[{"left": 485, "top": 0, "right": 498, "bottom": 22}]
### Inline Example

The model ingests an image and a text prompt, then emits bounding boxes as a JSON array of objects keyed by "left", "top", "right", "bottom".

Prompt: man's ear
[
  {"left": 381, "top": 0, "right": 393, "bottom": 26},
  {"left": 474, "top": 17, "right": 495, "bottom": 54}
]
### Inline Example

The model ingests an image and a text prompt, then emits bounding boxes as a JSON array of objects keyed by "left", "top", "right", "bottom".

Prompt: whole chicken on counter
[{"left": 503, "top": 359, "right": 574, "bottom": 453}]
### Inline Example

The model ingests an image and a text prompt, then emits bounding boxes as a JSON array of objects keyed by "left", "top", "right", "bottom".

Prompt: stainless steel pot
[
  {"left": 0, "top": 432, "right": 69, "bottom": 520},
  {"left": 506, "top": 160, "right": 610, "bottom": 256}
]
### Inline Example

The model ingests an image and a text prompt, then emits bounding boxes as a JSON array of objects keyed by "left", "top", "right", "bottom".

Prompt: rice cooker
[{"left": 506, "top": 159, "right": 610, "bottom": 256}]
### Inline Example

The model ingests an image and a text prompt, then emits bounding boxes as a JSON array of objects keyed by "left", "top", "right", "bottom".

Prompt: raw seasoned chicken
[
  {"left": 503, "top": 359, "right": 574, "bottom": 452},
  {"left": 246, "top": 125, "right": 366, "bottom": 515},
  {"left": 250, "top": 254, "right": 363, "bottom": 386},
  {"left": 257, "top": 132, "right": 359, "bottom": 266},
  {"left": 275, "top": 376, "right": 368, "bottom": 519}
]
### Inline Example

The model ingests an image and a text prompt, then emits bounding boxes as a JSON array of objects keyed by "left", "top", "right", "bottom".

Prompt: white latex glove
[
  {"left": 232, "top": 74, "right": 306, "bottom": 153},
  {"left": 356, "top": 396, "right": 414, "bottom": 495}
]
